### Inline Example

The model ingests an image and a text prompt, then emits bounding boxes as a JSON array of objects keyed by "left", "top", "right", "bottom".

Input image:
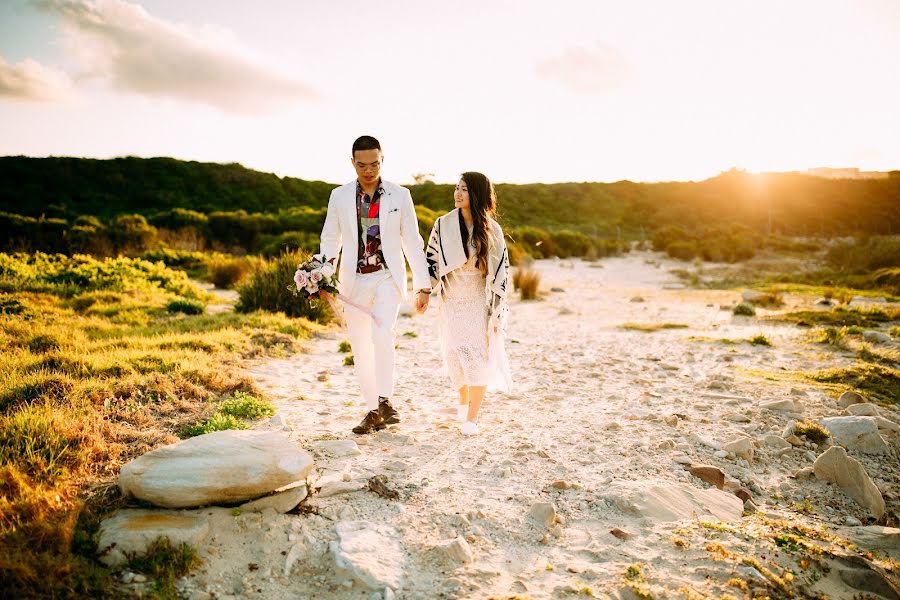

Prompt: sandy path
[{"left": 179, "top": 252, "right": 898, "bottom": 600}]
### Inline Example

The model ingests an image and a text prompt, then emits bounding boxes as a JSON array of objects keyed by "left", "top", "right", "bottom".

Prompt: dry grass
[
  {"left": 513, "top": 266, "right": 541, "bottom": 300},
  {"left": 0, "top": 263, "right": 317, "bottom": 596}
]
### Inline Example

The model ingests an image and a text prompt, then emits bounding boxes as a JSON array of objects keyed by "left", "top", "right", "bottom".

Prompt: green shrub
[
  {"left": 180, "top": 413, "right": 247, "bottom": 437},
  {"left": 748, "top": 334, "right": 772, "bottom": 346},
  {"left": 0, "top": 252, "right": 205, "bottom": 299},
  {"left": 236, "top": 252, "right": 331, "bottom": 322},
  {"left": 166, "top": 298, "right": 205, "bottom": 315},
  {"left": 343, "top": 355, "right": 355, "bottom": 366},
  {"left": 550, "top": 230, "right": 592, "bottom": 258},
  {"left": 107, "top": 214, "right": 157, "bottom": 255},
  {"left": 258, "top": 231, "right": 319, "bottom": 257},
  {"left": 817, "top": 326, "right": 847, "bottom": 347},
  {"left": 826, "top": 236, "right": 900, "bottom": 272},
  {"left": 338, "top": 341, "right": 351, "bottom": 353},
  {"left": 220, "top": 392, "right": 274, "bottom": 420},
  {"left": 125, "top": 536, "right": 201, "bottom": 598},
  {"left": 733, "top": 303, "right": 756, "bottom": 316},
  {"left": 140, "top": 248, "right": 207, "bottom": 271},
  {"left": 666, "top": 240, "right": 699, "bottom": 261}
]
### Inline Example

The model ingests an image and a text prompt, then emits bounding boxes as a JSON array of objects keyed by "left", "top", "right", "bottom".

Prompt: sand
[{"left": 172, "top": 252, "right": 899, "bottom": 600}]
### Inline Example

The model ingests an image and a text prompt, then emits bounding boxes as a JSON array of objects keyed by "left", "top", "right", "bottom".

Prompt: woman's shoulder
[
  {"left": 488, "top": 217, "right": 504, "bottom": 236},
  {"left": 435, "top": 208, "right": 460, "bottom": 226}
]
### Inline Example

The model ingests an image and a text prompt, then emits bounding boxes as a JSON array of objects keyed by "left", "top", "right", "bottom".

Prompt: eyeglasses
[{"left": 355, "top": 161, "right": 381, "bottom": 172}]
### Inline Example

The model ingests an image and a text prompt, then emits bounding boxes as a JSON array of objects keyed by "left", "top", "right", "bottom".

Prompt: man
[{"left": 320, "top": 135, "right": 431, "bottom": 434}]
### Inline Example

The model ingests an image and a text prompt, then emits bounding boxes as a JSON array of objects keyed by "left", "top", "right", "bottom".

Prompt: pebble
[
  {"left": 845, "top": 516, "right": 862, "bottom": 526},
  {"left": 133, "top": 574, "right": 147, "bottom": 583},
  {"left": 713, "top": 450, "right": 728, "bottom": 459}
]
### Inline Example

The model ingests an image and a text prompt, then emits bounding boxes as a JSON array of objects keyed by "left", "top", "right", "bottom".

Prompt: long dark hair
[{"left": 460, "top": 172, "right": 497, "bottom": 278}]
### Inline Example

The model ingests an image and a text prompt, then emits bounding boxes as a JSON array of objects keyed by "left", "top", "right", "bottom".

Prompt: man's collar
[{"left": 356, "top": 178, "right": 384, "bottom": 198}]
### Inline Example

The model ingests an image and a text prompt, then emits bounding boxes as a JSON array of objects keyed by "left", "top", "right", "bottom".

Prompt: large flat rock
[
  {"left": 820, "top": 416, "right": 889, "bottom": 455},
  {"left": 603, "top": 480, "right": 743, "bottom": 522},
  {"left": 120, "top": 430, "right": 314, "bottom": 508}
]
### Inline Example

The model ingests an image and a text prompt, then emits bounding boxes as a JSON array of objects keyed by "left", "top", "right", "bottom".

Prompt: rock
[
  {"left": 722, "top": 437, "right": 754, "bottom": 461},
  {"left": 318, "top": 480, "right": 367, "bottom": 498},
  {"left": 847, "top": 403, "right": 879, "bottom": 417},
  {"left": 813, "top": 446, "right": 885, "bottom": 520},
  {"left": 551, "top": 480, "right": 574, "bottom": 490},
  {"left": 733, "top": 302, "right": 756, "bottom": 316},
  {"left": 845, "top": 516, "right": 863, "bottom": 527},
  {"left": 792, "top": 467, "right": 815, "bottom": 480},
  {"left": 743, "top": 499, "right": 758, "bottom": 513},
  {"left": 331, "top": 521, "right": 404, "bottom": 591},
  {"left": 762, "top": 399, "right": 803, "bottom": 413},
  {"left": 837, "top": 564, "right": 900, "bottom": 599},
  {"left": 841, "top": 526, "right": 900, "bottom": 553},
  {"left": 97, "top": 509, "right": 211, "bottom": 566},
  {"left": 550, "top": 287, "right": 565, "bottom": 293},
  {"left": 689, "top": 465, "right": 725, "bottom": 489},
  {"left": 132, "top": 574, "right": 147, "bottom": 583},
  {"left": 764, "top": 435, "right": 792, "bottom": 450},
  {"left": 284, "top": 542, "right": 307, "bottom": 576},
  {"left": 875, "top": 417, "right": 900, "bottom": 432},
  {"left": 310, "top": 439, "right": 362, "bottom": 458},
  {"left": 603, "top": 480, "right": 743, "bottom": 522},
  {"left": 790, "top": 388, "right": 807, "bottom": 396},
  {"left": 436, "top": 535, "right": 473, "bottom": 564},
  {"left": 820, "top": 416, "right": 889, "bottom": 455},
  {"left": 528, "top": 502, "right": 558, "bottom": 528},
  {"left": 630, "top": 296, "right": 645, "bottom": 303},
  {"left": 786, "top": 434, "right": 804, "bottom": 446},
  {"left": 741, "top": 290, "right": 767, "bottom": 303},
  {"left": 714, "top": 450, "right": 729, "bottom": 459},
  {"left": 240, "top": 483, "right": 308, "bottom": 513},
  {"left": 119, "top": 431, "right": 314, "bottom": 508},
  {"left": 658, "top": 439, "right": 676, "bottom": 450},
  {"left": 838, "top": 391, "right": 867, "bottom": 409},
  {"left": 734, "top": 488, "right": 753, "bottom": 502},
  {"left": 664, "top": 415, "right": 678, "bottom": 427},
  {"left": 863, "top": 330, "right": 892, "bottom": 344},
  {"left": 673, "top": 455, "right": 693, "bottom": 465},
  {"left": 723, "top": 413, "right": 751, "bottom": 423},
  {"left": 609, "top": 527, "right": 635, "bottom": 540}
]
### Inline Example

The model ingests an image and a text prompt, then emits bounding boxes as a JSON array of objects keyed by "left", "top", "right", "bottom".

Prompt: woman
[{"left": 425, "top": 172, "right": 511, "bottom": 435}]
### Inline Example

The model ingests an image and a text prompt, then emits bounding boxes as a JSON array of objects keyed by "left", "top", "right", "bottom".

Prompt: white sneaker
[
  {"left": 460, "top": 421, "right": 479, "bottom": 436},
  {"left": 457, "top": 404, "right": 469, "bottom": 423}
]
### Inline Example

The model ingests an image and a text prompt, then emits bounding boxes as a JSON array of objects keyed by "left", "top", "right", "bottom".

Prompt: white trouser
[{"left": 344, "top": 270, "right": 401, "bottom": 410}]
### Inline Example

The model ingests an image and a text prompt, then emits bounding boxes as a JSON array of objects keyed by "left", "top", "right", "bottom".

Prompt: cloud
[
  {"left": 32, "top": 0, "right": 315, "bottom": 113},
  {"left": 0, "top": 55, "right": 74, "bottom": 101},
  {"left": 536, "top": 43, "right": 631, "bottom": 94}
]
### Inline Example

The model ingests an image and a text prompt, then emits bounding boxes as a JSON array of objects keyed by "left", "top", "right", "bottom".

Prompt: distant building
[{"left": 806, "top": 167, "right": 889, "bottom": 180}]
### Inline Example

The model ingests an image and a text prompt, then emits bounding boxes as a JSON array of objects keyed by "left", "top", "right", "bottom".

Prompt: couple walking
[{"left": 319, "top": 135, "right": 512, "bottom": 436}]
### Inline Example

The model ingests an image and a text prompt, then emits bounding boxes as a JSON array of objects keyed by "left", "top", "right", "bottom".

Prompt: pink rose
[
  {"left": 305, "top": 283, "right": 319, "bottom": 295},
  {"left": 311, "top": 271, "right": 324, "bottom": 283},
  {"left": 294, "top": 269, "right": 309, "bottom": 289}
]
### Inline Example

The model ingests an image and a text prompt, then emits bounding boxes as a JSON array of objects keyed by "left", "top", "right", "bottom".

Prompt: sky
[{"left": 1, "top": 0, "right": 899, "bottom": 185}]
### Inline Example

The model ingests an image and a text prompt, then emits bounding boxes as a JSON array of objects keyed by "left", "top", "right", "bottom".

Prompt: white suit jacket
[{"left": 319, "top": 179, "right": 430, "bottom": 300}]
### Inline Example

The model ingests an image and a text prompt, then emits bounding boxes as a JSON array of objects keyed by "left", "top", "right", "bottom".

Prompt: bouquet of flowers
[{"left": 291, "top": 254, "right": 337, "bottom": 300}]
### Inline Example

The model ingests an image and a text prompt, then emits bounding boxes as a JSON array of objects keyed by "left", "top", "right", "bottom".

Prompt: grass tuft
[
  {"left": 815, "top": 326, "right": 847, "bottom": 347},
  {"left": 180, "top": 412, "right": 247, "bottom": 438},
  {"left": 125, "top": 536, "right": 201, "bottom": 600},
  {"left": 220, "top": 392, "right": 275, "bottom": 420},
  {"left": 732, "top": 303, "right": 756, "bottom": 316},
  {"left": 343, "top": 355, "right": 355, "bottom": 367},
  {"left": 792, "top": 420, "right": 830, "bottom": 443},
  {"left": 166, "top": 298, "right": 205, "bottom": 315},
  {"left": 748, "top": 334, "right": 772, "bottom": 346},
  {"left": 809, "top": 364, "right": 900, "bottom": 405},
  {"left": 513, "top": 266, "right": 541, "bottom": 300},
  {"left": 338, "top": 340, "right": 351, "bottom": 353}
]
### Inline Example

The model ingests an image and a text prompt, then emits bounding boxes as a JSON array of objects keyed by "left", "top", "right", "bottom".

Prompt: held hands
[{"left": 415, "top": 290, "right": 430, "bottom": 314}]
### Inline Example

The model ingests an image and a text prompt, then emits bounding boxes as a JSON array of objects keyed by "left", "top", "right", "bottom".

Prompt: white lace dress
[{"left": 438, "top": 235, "right": 493, "bottom": 389}]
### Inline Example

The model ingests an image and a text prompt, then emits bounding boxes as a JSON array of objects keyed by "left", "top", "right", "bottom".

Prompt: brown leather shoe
[
  {"left": 352, "top": 409, "right": 386, "bottom": 435},
  {"left": 378, "top": 397, "right": 400, "bottom": 425}
]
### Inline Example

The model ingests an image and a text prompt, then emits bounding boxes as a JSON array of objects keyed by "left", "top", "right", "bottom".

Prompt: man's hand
[{"left": 415, "top": 290, "right": 430, "bottom": 314}]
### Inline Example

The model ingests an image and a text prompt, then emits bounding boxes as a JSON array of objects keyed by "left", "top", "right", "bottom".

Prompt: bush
[
  {"left": 666, "top": 241, "right": 699, "bottom": 261},
  {"left": 0, "top": 253, "right": 205, "bottom": 299},
  {"left": 550, "top": 230, "right": 592, "bottom": 258},
  {"left": 180, "top": 412, "right": 247, "bottom": 437},
  {"left": 510, "top": 227, "right": 556, "bottom": 258},
  {"left": 826, "top": 236, "right": 900, "bottom": 272},
  {"left": 220, "top": 392, "right": 274, "bottom": 419},
  {"left": 236, "top": 252, "right": 332, "bottom": 322},
  {"left": 207, "top": 255, "right": 260, "bottom": 289},
  {"left": 515, "top": 266, "right": 541, "bottom": 300},
  {"left": 140, "top": 248, "right": 207, "bottom": 271},
  {"left": 258, "top": 231, "right": 319, "bottom": 258},
  {"left": 733, "top": 303, "right": 756, "bottom": 316},
  {"left": 107, "top": 214, "right": 157, "bottom": 255},
  {"left": 166, "top": 298, "right": 205, "bottom": 315}
]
